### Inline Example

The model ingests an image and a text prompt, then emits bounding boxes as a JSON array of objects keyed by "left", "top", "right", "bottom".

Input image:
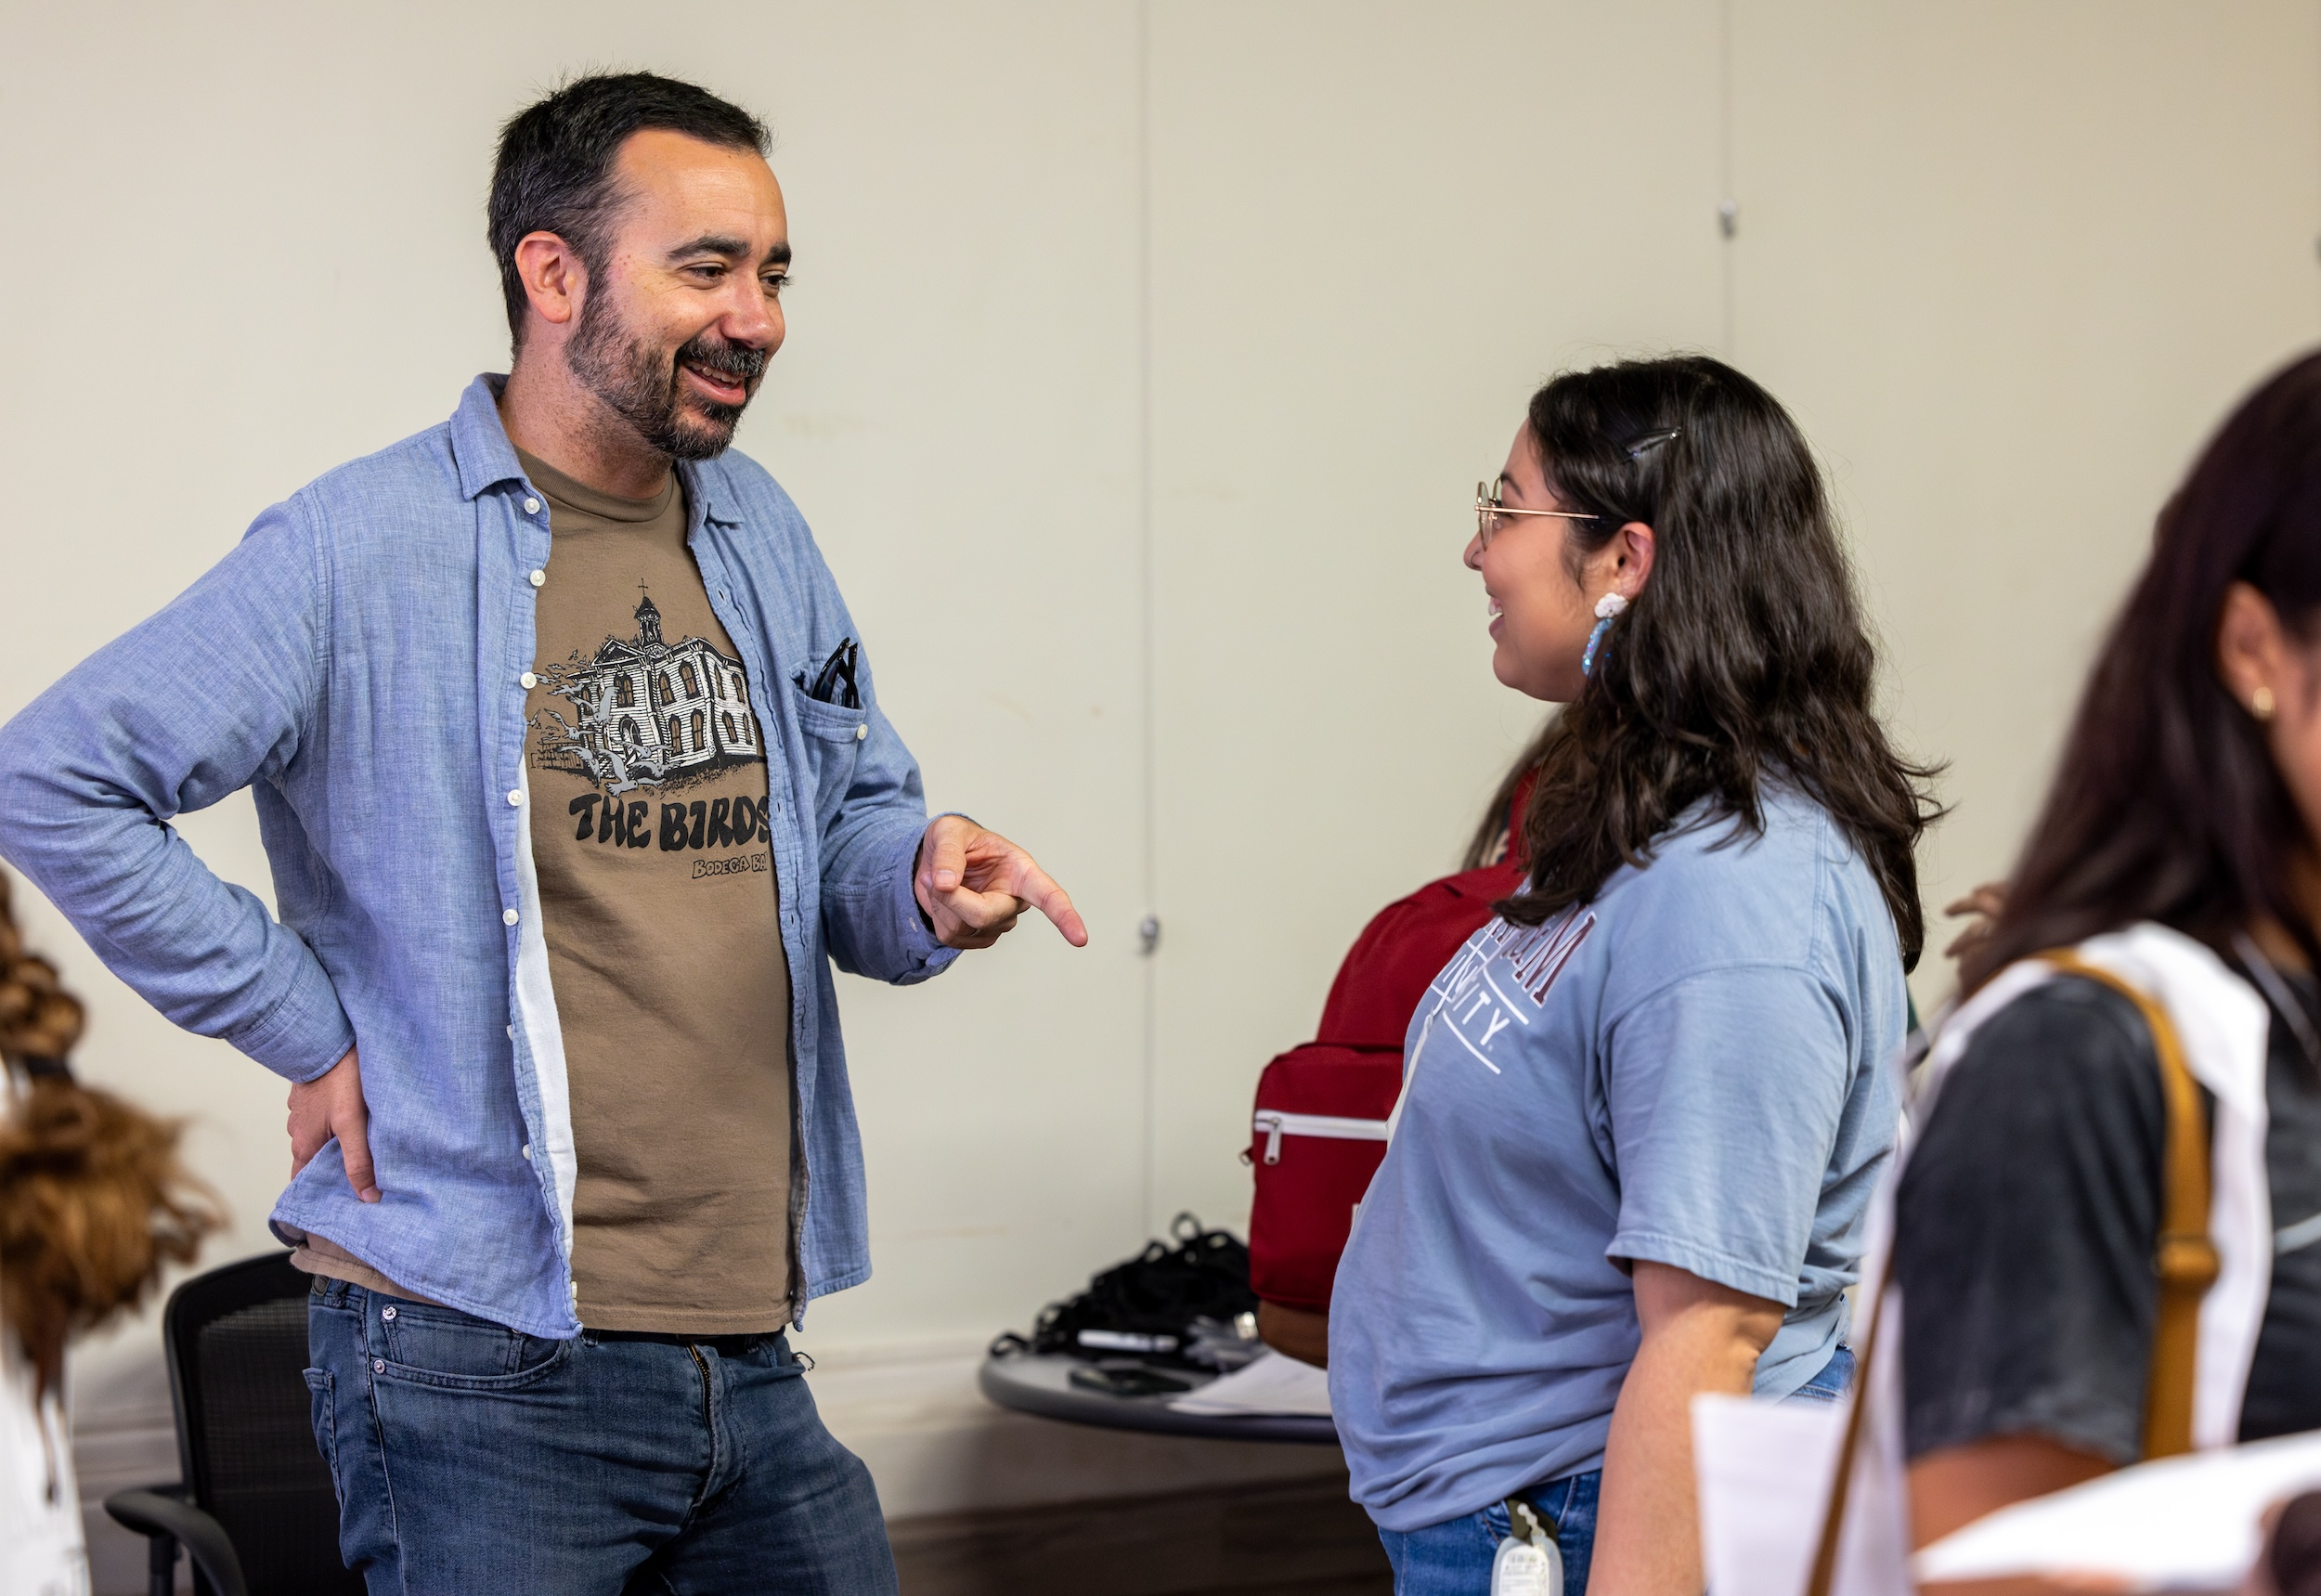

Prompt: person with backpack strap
[
  {"left": 1897, "top": 350, "right": 2321, "bottom": 1550},
  {"left": 1329, "top": 356, "right": 1938, "bottom": 1596}
]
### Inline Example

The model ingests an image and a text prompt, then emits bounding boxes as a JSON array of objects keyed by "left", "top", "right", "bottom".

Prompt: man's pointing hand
[{"left": 914, "top": 814, "right": 1089, "bottom": 951}]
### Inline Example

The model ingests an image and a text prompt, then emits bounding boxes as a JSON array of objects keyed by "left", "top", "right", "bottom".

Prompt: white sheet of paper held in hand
[
  {"left": 1691, "top": 1344, "right": 1912, "bottom": 1596},
  {"left": 1166, "top": 1350, "right": 1332, "bottom": 1418},
  {"left": 1913, "top": 1428, "right": 2321, "bottom": 1591}
]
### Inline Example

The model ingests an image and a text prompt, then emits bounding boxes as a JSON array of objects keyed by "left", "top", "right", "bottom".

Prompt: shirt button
[
  {"left": 529, "top": 569, "right": 547, "bottom": 588},
  {"left": 854, "top": 723, "right": 867, "bottom": 741},
  {"left": 520, "top": 671, "right": 538, "bottom": 689},
  {"left": 503, "top": 908, "right": 520, "bottom": 927},
  {"left": 506, "top": 1023, "right": 514, "bottom": 1040},
  {"left": 381, "top": 1305, "right": 397, "bottom": 1321},
  {"left": 524, "top": 497, "right": 542, "bottom": 514},
  {"left": 521, "top": 1143, "right": 532, "bottom": 1161},
  {"left": 507, "top": 789, "right": 524, "bottom": 807}
]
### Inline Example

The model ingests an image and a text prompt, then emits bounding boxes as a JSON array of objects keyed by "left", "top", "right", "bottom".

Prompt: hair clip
[{"left": 1624, "top": 427, "right": 1680, "bottom": 461}]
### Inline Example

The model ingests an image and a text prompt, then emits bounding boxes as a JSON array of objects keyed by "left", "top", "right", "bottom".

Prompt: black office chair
[{"left": 104, "top": 1252, "right": 362, "bottom": 1596}]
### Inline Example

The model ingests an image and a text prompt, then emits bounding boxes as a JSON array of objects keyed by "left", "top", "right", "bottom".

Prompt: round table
[{"left": 978, "top": 1353, "right": 1338, "bottom": 1445}]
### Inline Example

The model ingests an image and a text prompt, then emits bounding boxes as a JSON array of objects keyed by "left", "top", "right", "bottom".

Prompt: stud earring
[
  {"left": 2253, "top": 685, "right": 2276, "bottom": 721},
  {"left": 1581, "top": 592, "right": 1629, "bottom": 678}
]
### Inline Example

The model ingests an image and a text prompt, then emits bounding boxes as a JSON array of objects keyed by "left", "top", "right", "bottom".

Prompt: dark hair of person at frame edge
[
  {"left": 0, "top": 872, "right": 221, "bottom": 1405},
  {"left": 1495, "top": 354, "right": 1941, "bottom": 967},
  {"left": 1965, "top": 351, "right": 2321, "bottom": 993}
]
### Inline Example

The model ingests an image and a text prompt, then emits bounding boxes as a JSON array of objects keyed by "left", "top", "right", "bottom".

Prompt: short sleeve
[
  {"left": 1602, "top": 965, "right": 1855, "bottom": 1306},
  {"left": 1895, "top": 979, "right": 2163, "bottom": 1466}
]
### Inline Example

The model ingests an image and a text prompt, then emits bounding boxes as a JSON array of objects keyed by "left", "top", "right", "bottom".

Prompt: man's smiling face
[{"left": 564, "top": 127, "right": 791, "bottom": 461}]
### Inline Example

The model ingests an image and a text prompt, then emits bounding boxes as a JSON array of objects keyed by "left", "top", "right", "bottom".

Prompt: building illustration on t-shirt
[{"left": 531, "top": 591, "right": 765, "bottom": 795}]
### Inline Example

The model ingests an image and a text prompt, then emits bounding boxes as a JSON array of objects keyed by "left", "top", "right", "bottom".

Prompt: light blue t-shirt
[{"left": 1327, "top": 789, "right": 1905, "bottom": 1532}]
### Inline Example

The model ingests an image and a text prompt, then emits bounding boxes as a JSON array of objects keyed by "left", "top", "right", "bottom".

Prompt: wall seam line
[{"left": 1136, "top": 0, "right": 1159, "bottom": 1239}]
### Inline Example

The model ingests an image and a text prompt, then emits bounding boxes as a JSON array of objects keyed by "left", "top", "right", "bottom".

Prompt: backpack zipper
[{"left": 1251, "top": 1109, "right": 1391, "bottom": 1165}]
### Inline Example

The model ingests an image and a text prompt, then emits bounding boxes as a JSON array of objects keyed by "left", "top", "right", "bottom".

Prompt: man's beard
[{"left": 566, "top": 294, "right": 767, "bottom": 462}]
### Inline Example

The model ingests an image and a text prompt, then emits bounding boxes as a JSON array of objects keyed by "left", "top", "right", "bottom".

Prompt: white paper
[
  {"left": 1692, "top": 1335, "right": 1910, "bottom": 1596},
  {"left": 1167, "top": 1349, "right": 1333, "bottom": 1417},
  {"left": 1694, "top": 1395, "right": 1845, "bottom": 1596},
  {"left": 1913, "top": 1428, "right": 2321, "bottom": 1591}
]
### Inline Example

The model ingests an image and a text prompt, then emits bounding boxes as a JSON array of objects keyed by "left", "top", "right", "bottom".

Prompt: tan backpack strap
[
  {"left": 1806, "top": 950, "right": 2221, "bottom": 1590},
  {"left": 1803, "top": 1282, "right": 1886, "bottom": 1596},
  {"left": 2041, "top": 951, "right": 2220, "bottom": 1458}
]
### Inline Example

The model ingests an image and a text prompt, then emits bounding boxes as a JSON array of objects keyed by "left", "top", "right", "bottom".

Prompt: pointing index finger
[{"left": 1016, "top": 863, "right": 1088, "bottom": 948}]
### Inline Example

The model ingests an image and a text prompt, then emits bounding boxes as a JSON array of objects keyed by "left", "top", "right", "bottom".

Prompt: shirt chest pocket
[{"left": 787, "top": 683, "right": 867, "bottom": 825}]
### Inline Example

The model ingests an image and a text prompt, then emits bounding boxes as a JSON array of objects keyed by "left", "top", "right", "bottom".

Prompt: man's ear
[
  {"left": 512, "top": 231, "right": 587, "bottom": 340},
  {"left": 2217, "top": 579, "right": 2286, "bottom": 711}
]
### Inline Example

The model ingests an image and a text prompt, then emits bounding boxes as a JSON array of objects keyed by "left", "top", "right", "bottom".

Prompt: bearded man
[{"left": 0, "top": 72, "right": 1083, "bottom": 1594}]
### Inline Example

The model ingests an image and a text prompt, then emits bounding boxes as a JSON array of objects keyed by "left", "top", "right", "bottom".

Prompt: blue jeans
[
  {"left": 305, "top": 1278, "right": 897, "bottom": 1594},
  {"left": 1376, "top": 1345, "right": 1854, "bottom": 1596}
]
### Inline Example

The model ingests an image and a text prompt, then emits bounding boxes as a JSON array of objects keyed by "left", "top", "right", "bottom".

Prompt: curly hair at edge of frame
[{"left": 0, "top": 870, "right": 223, "bottom": 1403}]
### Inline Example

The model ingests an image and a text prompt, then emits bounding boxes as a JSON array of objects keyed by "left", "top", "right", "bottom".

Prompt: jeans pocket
[
  {"left": 303, "top": 1367, "right": 342, "bottom": 1502},
  {"left": 373, "top": 1300, "right": 569, "bottom": 1390}
]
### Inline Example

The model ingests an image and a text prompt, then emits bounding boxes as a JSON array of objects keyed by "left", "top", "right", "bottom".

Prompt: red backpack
[{"left": 1246, "top": 849, "right": 1526, "bottom": 1312}]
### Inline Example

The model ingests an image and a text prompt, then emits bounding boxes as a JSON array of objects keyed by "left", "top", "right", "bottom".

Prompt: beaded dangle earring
[
  {"left": 1575, "top": 425, "right": 1670, "bottom": 680},
  {"left": 1580, "top": 592, "right": 1628, "bottom": 677}
]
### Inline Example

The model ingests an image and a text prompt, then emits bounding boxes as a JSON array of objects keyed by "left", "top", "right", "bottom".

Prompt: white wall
[
  {"left": 1145, "top": 0, "right": 1728, "bottom": 1227},
  {"left": 1731, "top": 1, "right": 2321, "bottom": 967},
  {"left": 4, "top": 1, "right": 2319, "bottom": 1582}
]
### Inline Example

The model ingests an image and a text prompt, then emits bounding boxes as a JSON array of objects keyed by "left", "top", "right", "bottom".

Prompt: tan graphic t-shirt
[{"left": 518, "top": 448, "right": 795, "bottom": 1332}]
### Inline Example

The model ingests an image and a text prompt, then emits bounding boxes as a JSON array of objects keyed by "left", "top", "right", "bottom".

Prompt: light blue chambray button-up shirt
[{"left": 0, "top": 375, "right": 958, "bottom": 1337}]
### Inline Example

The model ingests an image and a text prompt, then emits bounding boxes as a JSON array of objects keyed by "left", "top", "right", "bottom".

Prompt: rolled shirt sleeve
[
  {"left": 1601, "top": 964, "right": 1856, "bottom": 1306},
  {"left": 811, "top": 692, "right": 959, "bottom": 987}
]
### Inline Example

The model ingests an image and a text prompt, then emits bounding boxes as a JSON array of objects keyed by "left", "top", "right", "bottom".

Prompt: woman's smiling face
[{"left": 1466, "top": 422, "right": 1656, "bottom": 702}]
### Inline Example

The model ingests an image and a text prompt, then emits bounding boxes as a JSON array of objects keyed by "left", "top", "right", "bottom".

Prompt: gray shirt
[{"left": 1898, "top": 970, "right": 2321, "bottom": 1463}]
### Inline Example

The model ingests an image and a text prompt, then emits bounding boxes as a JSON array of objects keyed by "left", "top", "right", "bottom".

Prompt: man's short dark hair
[{"left": 488, "top": 72, "right": 771, "bottom": 346}]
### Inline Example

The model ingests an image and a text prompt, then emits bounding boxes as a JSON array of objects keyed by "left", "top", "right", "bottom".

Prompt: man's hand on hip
[
  {"left": 289, "top": 1047, "right": 381, "bottom": 1203},
  {"left": 914, "top": 815, "right": 1089, "bottom": 951}
]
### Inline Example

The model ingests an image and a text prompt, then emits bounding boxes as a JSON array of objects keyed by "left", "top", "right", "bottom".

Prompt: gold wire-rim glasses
[{"left": 1474, "top": 480, "right": 1601, "bottom": 549}]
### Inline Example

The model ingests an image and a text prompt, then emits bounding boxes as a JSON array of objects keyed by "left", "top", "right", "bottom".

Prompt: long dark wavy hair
[
  {"left": 1498, "top": 355, "right": 1940, "bottom": 969},
  {"left": 1964, "top": 351, "right": 2321, "bottom": 990}
]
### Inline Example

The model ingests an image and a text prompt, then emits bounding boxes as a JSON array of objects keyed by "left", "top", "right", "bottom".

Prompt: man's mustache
[{"left": 674, "top": 337, "right": 767, "bottom": 384}]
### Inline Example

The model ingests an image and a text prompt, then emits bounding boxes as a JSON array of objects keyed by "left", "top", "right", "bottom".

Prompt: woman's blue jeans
[
  {"left": 305, "top": 1277, "right": 897, "bottom": 1594},
  {"left": 1375, "top": 1344, "right": 1855, "bottom": 1596}
]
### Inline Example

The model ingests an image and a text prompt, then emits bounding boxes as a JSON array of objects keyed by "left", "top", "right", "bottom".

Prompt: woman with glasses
[{"left": 1329, "top": 355, "right": 1934, "bottom": 1596}]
